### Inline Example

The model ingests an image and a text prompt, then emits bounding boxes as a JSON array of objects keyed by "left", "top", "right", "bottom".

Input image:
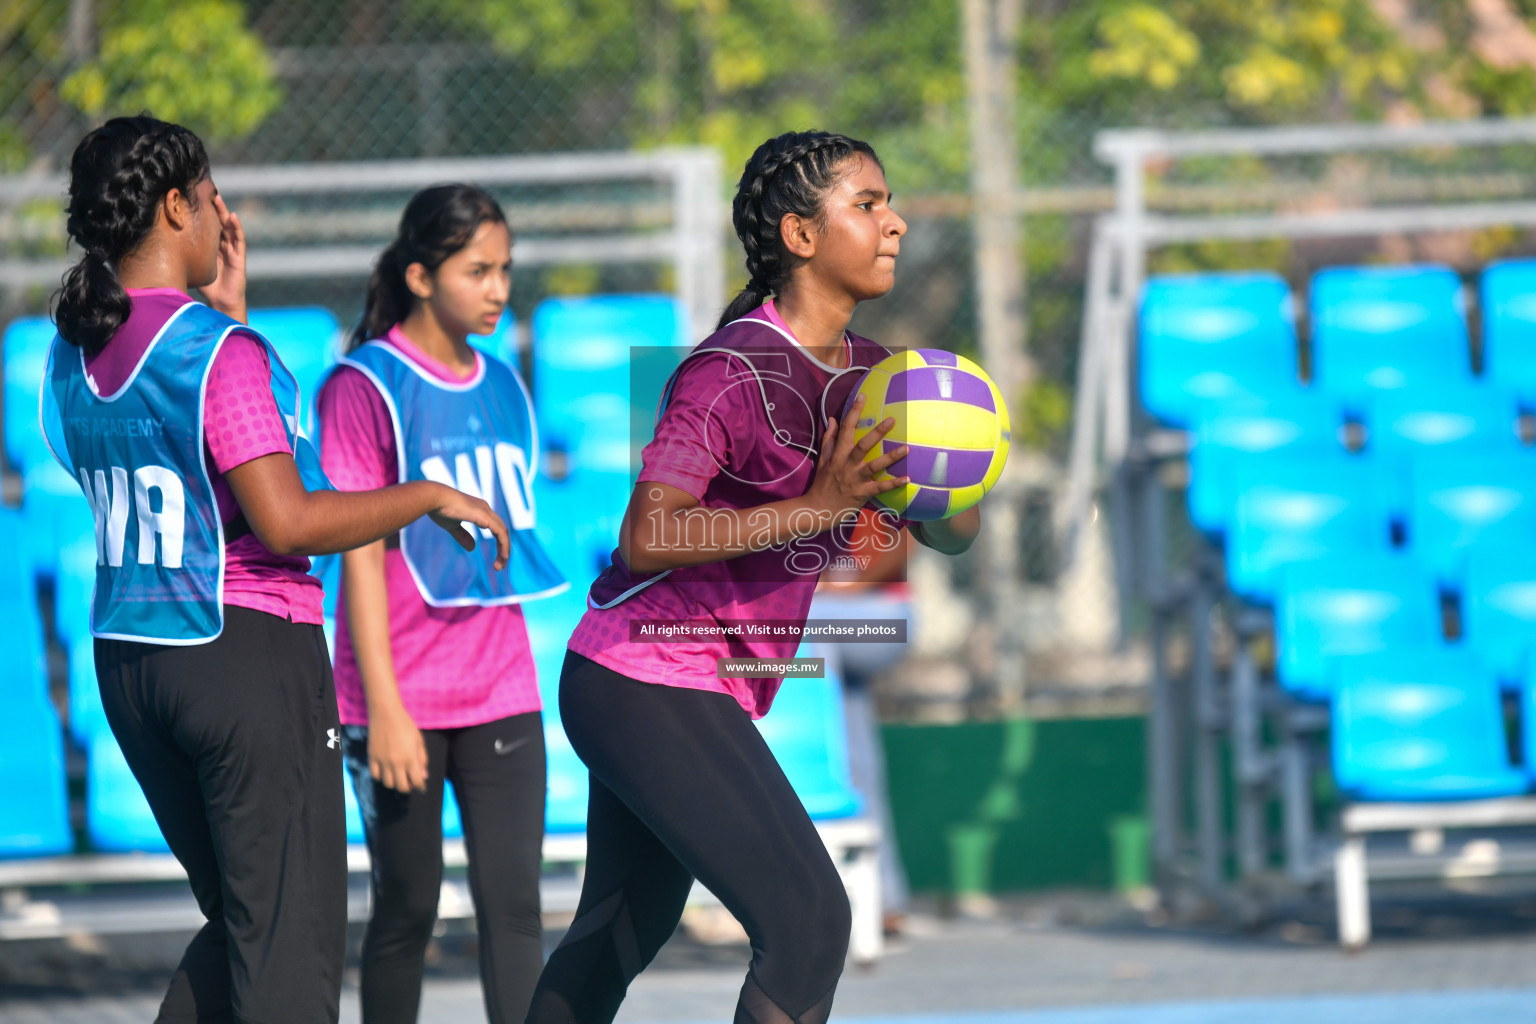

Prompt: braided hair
[
  {"left": 716, "top": 130, "right": 883, "bottom": 331},
  {"left": 53, "top": 116, "right": 210, "bottom": 357},
  {"left": 349, "top": 184, "right": 508, "bottom": 351}
]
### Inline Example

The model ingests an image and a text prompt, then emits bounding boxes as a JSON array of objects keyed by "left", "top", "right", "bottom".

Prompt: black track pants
[
  {"left": 344, "top": 711, "right": 546, "bottom": 1024},
  {"left": 95, "top": 605, "right": 347, "bottom": 1024},
  {"left": 525, "top": 652, "right": 850, "bottom": 1024}
]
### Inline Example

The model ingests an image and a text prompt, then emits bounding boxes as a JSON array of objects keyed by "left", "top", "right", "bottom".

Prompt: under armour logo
[{"left": 327, "top": 728, "right": 340, "bottom": 749}]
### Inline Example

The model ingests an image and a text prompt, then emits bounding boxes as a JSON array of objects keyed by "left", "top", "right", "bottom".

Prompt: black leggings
[
  {"left": 526, "top": 652, "right": 850, "bottom": 1024},
  {"left": 95, "top": 606, "right": 346, "bottom": 1024},
  {"left": 343, "top": 711, "right": 546, "bottom": 1024}
]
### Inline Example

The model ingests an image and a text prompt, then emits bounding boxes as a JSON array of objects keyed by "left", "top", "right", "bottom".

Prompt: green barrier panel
[{"left": 883, "top": 716, "right": 1146, "bottom": 894}]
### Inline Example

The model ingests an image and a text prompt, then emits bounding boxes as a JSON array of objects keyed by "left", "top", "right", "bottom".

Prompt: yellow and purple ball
[{"left": 843, "top": 349, "right": 1011, "bottom": 521}]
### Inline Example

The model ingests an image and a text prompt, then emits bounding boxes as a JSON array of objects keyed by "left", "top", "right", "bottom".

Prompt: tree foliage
[
  {"left": 62, "top": 0, "right": 283, "bottom": 143},
  {"left": 1, "top": 0, "right": 281, "bottom": 169}
]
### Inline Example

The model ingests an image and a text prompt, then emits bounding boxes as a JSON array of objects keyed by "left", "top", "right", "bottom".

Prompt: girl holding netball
[
  {"left": 41, "top": 117, "right": 508, "bottom": 1024},
  {"left": 528, "top": 130, "right": 981, "bottom": 1024},
  {"left": 317, "top": 184, "right": 564, "bottom": 1024}
]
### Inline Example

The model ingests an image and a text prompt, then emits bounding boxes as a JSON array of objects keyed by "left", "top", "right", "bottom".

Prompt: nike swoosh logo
[{"left": 494, "top": 737, "right": 529, "bottom": 756}]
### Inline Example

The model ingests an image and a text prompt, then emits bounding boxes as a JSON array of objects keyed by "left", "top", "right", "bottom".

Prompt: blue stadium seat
[
  {"left": 21, "top": 474, "right": 96, "bottom": 587},
  {"left": 1138, "top": 272, "right": 1298, "bottom": 427},
  {"left": 1521, "top": 658, "right": 1536, "bottom": 785},
  {"left": 1333, "top": 648, "right": 1526, "bottom": 802},
  {"left": 87, "top": 732, "right": 170, "bottom": 853},
  {"left": 67, "top": 636, "right": 109, "bottom": 745},
  {"left": 753, "top": 642, "right": 864, "bottom": 821},
  {"left": 344, "top": 767, "right": 366, "bottom": 843},
  {"left": 3, "top": 316, "right": 58, "bottom": 477},
  {"left": 0, "top": 504, "right": 68, "bottom": 858},
  {"left": 0, "top": 700, "right": 73, "bottom": 858},
  {"left": 531, "top": 295, "right": 686, "bottom": 475},
  {"left": 12, "top": 336, "right": 98, "bottom": 587},
  {"left": 471, "top": 311, "right": 519, "bottom": 367},
  {"left": 0, "top": 507, "right": 48, "bottom": 708},
  {"left": 1186, "top": 389, "right": 1345, "bottom": 536},
  {"left": 1407, "top": 448, "right": 1536, "bottom": 585},
  {"left": 1364, "top": 384, "right": 1520, "bottom": 455},
  {"left": 1462, "top": 545, "right": 1536, "bottom": 686},
  {"left": 53, "top": 531, "right": 96, "bottom": 646},
  {"left": 1227, "top": 447, "right": 1387, "bottom": 604},
  {"left": 1363, "top": 385, "right": 1522, "bottom": 522},
  {"left": 247, "top": 307, "right": 339, "bottom": 436},
  {"left": 533, "top": 469, "right": 630, "bottom": 594},
  {"left": 543, "top": 717, "right": 589, "bottom": 836},
  {"left": 441, "top": 781, "right": 463, "bottom": 840},
  {"left": 521, "top": 589, "right": 590, "bottom": 834},
  {"left": 1274, "top": 554, "right": 1440, "bottom": 702},
  {"left": 1310, "top": 265, "right": 1471, "bottom": 409},
  {"left": 1481, "top": 259, "right": 1536, "bottom": 404}
]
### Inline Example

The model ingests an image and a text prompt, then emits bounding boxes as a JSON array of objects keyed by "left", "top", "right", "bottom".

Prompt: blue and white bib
[
  {"left": 338, "top": 340, "right": 567, "bottom": 607},
  {"left": 39, "top": 301, "right": 332, "bottom": 645}
]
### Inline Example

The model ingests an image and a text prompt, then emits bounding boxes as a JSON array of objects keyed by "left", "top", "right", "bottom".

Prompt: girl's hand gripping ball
[{"left": 842, "top": 349, "right": 1011, "bottom": 521}]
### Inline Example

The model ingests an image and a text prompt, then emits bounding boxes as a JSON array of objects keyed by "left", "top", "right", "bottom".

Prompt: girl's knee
[{"left": 374, "top": 875, "right": 441, "bottom": 936}]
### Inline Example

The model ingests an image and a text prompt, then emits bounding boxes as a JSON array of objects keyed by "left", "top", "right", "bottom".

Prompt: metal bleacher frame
[
  {"left": 0, "top": 150, "right": 887, "bottom": 964},
  {"left": 1064, "top": 117, "right": 1536, "bottom": 943},
  {"left": 0, "top": 149, "right": 727, "bottom": 345}
]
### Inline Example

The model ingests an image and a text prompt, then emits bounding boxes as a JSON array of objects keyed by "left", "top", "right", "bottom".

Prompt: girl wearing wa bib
[
  {"left": 43, "top": 118, "right": 508, "bottom": 1024},
  {"left": 317, "top": 185, "right": 563, "bottom": 1024},
  {"left": 529, "top": 131, "right": 983, "bottom": 1024}
]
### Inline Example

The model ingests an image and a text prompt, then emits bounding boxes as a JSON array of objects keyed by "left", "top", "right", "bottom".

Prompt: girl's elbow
[
  {"left": 260, "top": 533, "right": 307, "bottom": 557},
  {"left": 623, "top": 543, "right": 665, "bottom": 575},
  {"left": 246, "top": 518, "right": 310, "bottom": 557}
]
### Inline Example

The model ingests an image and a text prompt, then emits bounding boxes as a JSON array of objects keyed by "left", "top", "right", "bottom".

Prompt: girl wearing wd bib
[
  {"left": 316, "top": 185, "right": 564, "bottom": 1024},
  {"left": 42, "top": 118, "right": 509, "bottom": 1024},
  {"left": 528, "top": 131, "right": 981, "bottom": 1024}
]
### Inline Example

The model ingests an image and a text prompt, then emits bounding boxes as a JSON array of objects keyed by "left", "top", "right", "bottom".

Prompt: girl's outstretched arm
[
  {"left": 225, "top": 450, "right": 510, "bottom": 565},
  {"left": 620, "top": 394, "right": 909, "bottom": 574}
]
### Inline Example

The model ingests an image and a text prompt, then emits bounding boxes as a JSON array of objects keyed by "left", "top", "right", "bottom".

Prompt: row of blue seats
[
  {"left": 1330, "top": 646, "right": 1529, "bottom": 802},
  {"left": 1141, "top": 265, "right": 1536, "bottom": 804},
  {"left": 1276, "top": 547, "right": 1536, "bottom": 701},
  {"left": 1189, "top": 385, "right": 1533, "bottom": 536},
  {"left": 1141, "top": 261, "right": 1536, "bottom": 427},
  {"left": 1219, "top": 443, "right": 1536, "bottom": 602}
]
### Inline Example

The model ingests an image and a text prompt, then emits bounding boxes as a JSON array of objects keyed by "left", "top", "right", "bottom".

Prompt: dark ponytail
[
  {"left": 350, "top": 183, "right": 508, "bottom": 350},
  {"left": 53, "top": 116, "right": 210, "bottom": 357},
  {"left": 717, "top": 130, "right": 882, "bottom": 331}
]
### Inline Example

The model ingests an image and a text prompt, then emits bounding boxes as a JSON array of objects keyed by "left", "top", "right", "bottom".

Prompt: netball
[{"left": 844, "top": 348, "right": 1011, "bottom": 521}]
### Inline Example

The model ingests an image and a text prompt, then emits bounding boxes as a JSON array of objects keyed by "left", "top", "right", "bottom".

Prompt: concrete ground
[{"left": 6, "top": 890, "right": 1536, "bottom": 1022}]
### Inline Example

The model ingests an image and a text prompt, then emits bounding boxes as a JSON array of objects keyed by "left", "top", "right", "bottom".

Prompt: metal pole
[
  {"left": 1059, "top": 221, "right": 1112, "bottom": 570},
  {"left": 1232, "top": 635, "right": 1267, "bottom": 879},
  {"left": 67, "top": 0, "right": 94, "bottom": 61},
  {"left": 1192, "top": 583, "right": 1223, "bottom": 894},
  {"left": 962, "top": 0, "right": 1027, "bottom": 711},
  {"left": 1148, "top": 602, "right": 1177, "bottom": 877},
  {"left": 673, "top": 151, "right": 726, "bottom": 343}
]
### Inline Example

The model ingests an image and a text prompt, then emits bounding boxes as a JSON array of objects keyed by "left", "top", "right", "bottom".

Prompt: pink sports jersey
[
  {"left": 316, "top": 325, "right": 540, "bottom": 729},
  {"left": 83, "top": 288, "right": 323, "bottom": 625},
  {"left": 567, "top": 301, "right": 904, "bottom": 719}
]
